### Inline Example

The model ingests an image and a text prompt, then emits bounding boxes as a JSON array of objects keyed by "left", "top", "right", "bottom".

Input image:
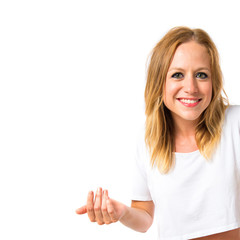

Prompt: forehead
[{"left": 169, "top": 41, "right": 211, "bottom": 69}]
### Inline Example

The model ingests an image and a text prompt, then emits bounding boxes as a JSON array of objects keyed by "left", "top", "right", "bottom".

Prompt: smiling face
[{"left": 163, "top": 41, "right": 212, "bottom": 126}]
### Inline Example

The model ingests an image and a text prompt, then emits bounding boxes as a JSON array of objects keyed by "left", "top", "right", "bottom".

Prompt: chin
[{"left": 178, "top": 112, "right": 202, "bottom": 122}]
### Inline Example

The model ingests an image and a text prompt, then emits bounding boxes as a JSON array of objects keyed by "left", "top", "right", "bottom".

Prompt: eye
[
  {"left": 171, "top": 72, "right": 184, "bottom": 79},
  {"left": 196, "top": 72, "right": 208, "bottom": 79}
]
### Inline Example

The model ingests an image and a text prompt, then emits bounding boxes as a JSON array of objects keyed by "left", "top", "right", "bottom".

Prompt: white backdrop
[{"left": 0, "top": 0, "right": 240, "bottom": 239}]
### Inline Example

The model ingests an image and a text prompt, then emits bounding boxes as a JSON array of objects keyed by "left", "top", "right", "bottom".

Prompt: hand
[{"left": 76, "top": 188, "right": 127, "bottom": 225}]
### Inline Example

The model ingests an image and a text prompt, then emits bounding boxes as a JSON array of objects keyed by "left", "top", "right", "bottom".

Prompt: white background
[{"left": 0, "top": 0, "right": 240, "bottom": 239}]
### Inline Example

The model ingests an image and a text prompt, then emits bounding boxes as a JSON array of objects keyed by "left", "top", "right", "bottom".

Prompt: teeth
[{"left": 179, "top": 99, "right": 199, "bottom": 104}]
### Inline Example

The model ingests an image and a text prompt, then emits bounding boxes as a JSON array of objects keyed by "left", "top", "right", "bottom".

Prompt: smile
[{"left": 177, "top": 98, "right": 202, "bottom": 107}]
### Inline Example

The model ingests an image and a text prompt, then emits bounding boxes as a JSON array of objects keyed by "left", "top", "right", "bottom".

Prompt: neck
[
  {"left": 173, "top": 117, "right": 199, "bottom": 153},
  {"left": 173, "top": 117, "right": 198, "bottom": 138}
]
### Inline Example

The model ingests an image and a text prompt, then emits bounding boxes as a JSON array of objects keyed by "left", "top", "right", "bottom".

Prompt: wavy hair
[{"left": 145, "top": 26, "right": 229, "bottom": 174}]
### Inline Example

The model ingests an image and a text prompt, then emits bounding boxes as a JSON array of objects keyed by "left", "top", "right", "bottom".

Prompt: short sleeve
[{"left": 131, "top": 131, "right": 152, "bottom": 201}]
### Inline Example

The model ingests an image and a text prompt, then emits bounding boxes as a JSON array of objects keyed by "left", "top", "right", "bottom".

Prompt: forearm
[
  {"left": 120, "top": 206, "right": 153, "bottom": 233},
  {"left": 76, "top": 189, "right": 153, "bottom": 232}
]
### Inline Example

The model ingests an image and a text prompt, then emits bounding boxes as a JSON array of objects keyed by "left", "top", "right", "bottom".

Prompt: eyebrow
[{"left": 168, "top": 67, "right": 211, "bottom": 72}]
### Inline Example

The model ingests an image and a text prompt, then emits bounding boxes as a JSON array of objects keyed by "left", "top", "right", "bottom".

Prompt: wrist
[{"left": 119, "top": 205, "right": 130, "bottom": 222}]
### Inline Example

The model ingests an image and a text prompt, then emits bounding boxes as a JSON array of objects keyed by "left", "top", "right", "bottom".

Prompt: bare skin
[
  {"left": 189, "top": 228, "right": 240, "bottom": 240},
  {"left": 174, "top": 136, "right": 240, "bottom": 239},
  {"left": 76, "top": 188, "right": 240, "bottom": 238},
  {"left": 76, "top": 41, "right": 239, "bottom": 238},
  {"left": 76, "top": 187, "right": 154, "bottom": 233}
]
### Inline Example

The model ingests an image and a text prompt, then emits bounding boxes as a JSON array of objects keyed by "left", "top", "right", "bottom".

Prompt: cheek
[
  {"left": 200, "top": 81, "right": 212, "bottom": 105},
  {"left": 165, "top": 81, "right": 179, "bottom": 96},
  {"left": 163, "top": 82, "right": 180, "bottom": 107},
  {"left": 205, "top": 83, "right": 212, "bottom": 101}
]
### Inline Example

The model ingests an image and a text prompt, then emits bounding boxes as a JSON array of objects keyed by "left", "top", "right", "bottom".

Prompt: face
[{"left": 163, "top": 41, "right": 212, "bottom": 126}]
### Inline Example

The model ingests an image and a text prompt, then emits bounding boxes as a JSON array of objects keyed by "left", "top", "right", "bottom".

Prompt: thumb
[{"left": 75, "top": 205, "right": 87, "bottom": 215}]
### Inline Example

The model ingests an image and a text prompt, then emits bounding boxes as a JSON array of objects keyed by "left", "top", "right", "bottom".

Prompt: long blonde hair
[{"left": 145, "top": 26, "right": 229, "bottom": 174}]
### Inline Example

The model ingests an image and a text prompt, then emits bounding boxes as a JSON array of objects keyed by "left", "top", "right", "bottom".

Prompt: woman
[{"left": 76, "top": 27, "right": 240, "bottom": 239}]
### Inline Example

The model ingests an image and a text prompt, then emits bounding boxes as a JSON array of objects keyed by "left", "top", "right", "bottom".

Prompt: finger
[
  {"left": 101, "top": 190, "right": 112, "bottom": 224},
  {"left": 94, "top": 187, "right": 104, "bottom": 225},
  {"left": 106, "top": 195, "right": 118, "bottom": 223},
  {"left": 87, "top": 191, "right": 96, "bottom": 222},
  {"left": 76, "top": 205, "right": 87, "bottom": 214}
]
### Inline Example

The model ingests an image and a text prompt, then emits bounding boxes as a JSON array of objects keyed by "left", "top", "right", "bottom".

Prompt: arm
[
  {"left": 120, "top": 200, "right": 154, "bottom": 232},
  {"left": 76, "top": 187, "right": 154, "bottom": 233}
]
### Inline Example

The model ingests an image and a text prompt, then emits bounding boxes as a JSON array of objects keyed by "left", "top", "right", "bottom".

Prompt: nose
[{"left": 183, "top": 74, "right": 198, "bottom": 94}]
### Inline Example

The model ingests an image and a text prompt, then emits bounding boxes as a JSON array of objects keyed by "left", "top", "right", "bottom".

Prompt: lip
[
  {"left": 177, "top": 98, "right": 202, "bottom": 107},
  {"left": 177, "top": 98, "right": 201, "bottom": 100}
]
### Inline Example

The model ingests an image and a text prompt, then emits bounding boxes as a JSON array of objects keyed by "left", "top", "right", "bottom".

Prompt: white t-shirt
[{"left": 132, "top": 105, "right": 240, "bottom": 240}]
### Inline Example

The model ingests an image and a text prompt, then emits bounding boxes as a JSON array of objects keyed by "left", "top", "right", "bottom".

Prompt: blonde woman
[{"left": 76, "top": 27, "right": 240, "bottom": 239}]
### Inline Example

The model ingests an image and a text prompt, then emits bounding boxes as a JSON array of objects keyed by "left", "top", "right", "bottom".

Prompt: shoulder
[
  {"left": 223, "top": 105, "right": 240, "bottom": 132},
  {"left": 224, "top": 105, "right": 240, "bottom": 122},
  {"left": 225, "top": 105, "right": 240, "bottom": 116}
]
